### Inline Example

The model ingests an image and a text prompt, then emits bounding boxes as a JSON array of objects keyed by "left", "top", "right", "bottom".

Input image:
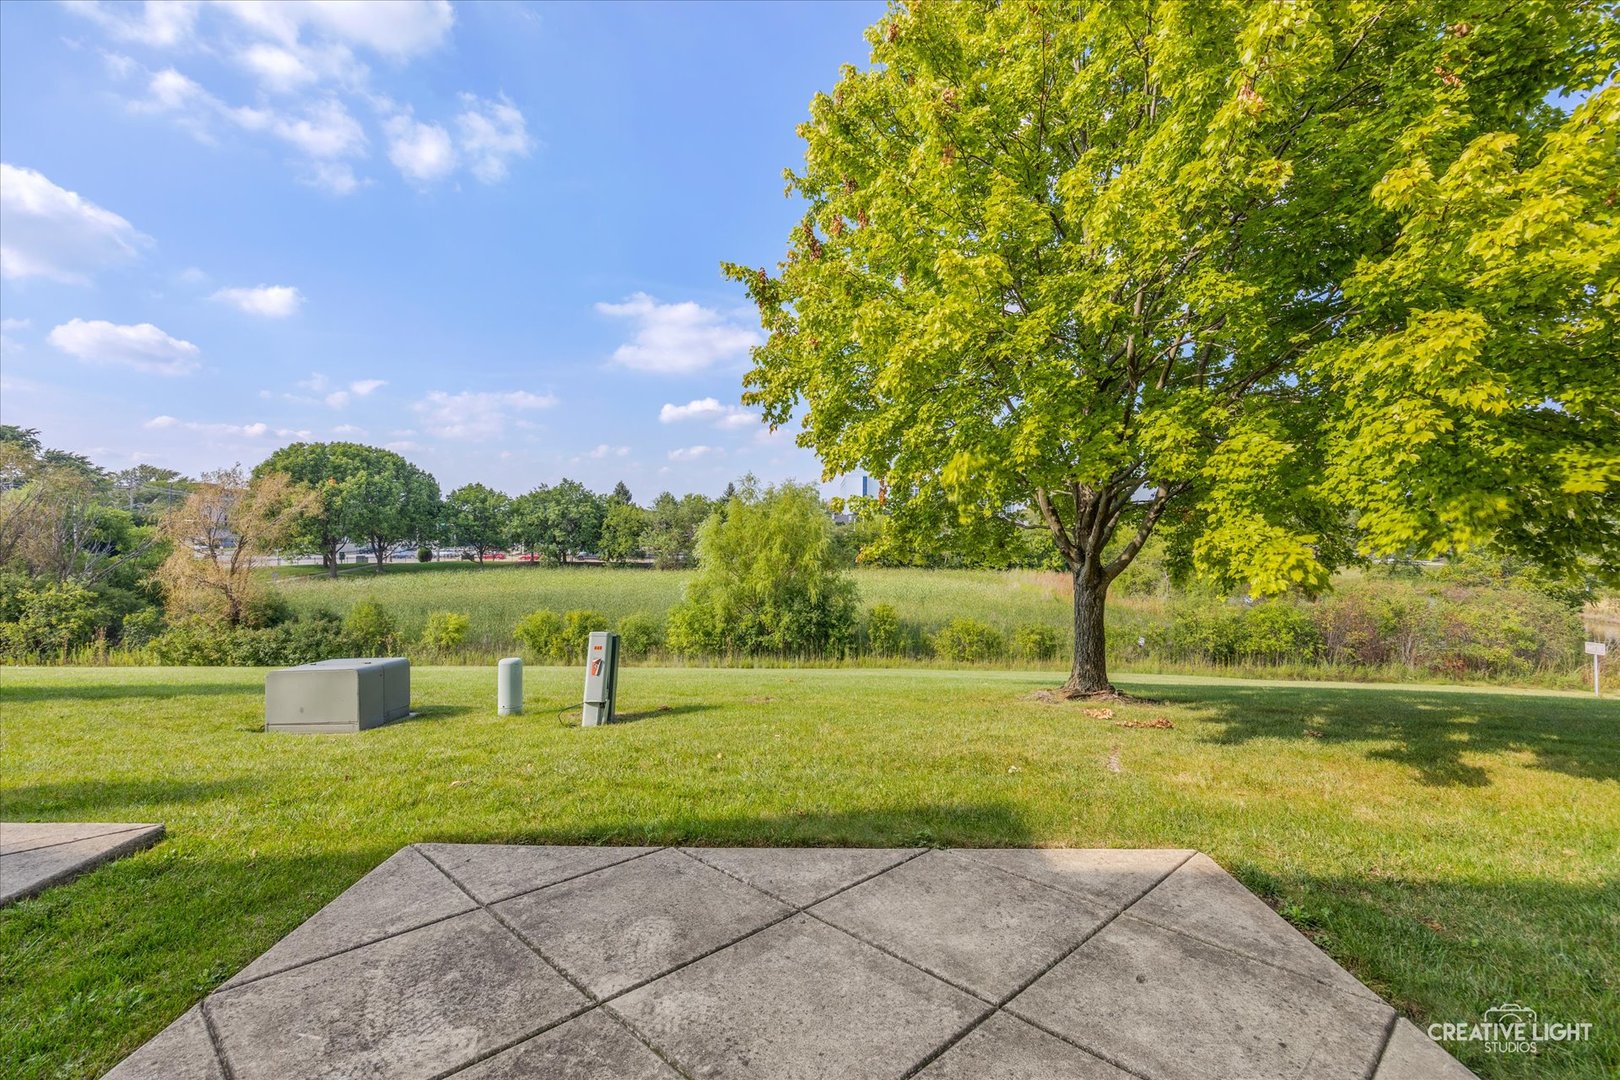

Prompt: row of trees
[{"left": 253, "top": 442, "right": 724, "bottom": 577}]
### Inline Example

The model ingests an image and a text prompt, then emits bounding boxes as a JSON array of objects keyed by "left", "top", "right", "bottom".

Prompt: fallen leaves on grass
[
  {"left": 1305, "top": 729, "right": 1324, "bottom": 738},
  {"left": 1084, "top": 707, "right": 1115, "bottom": 719},
  {"left": 1115, "top": 717, "right": 1174, "bottom": 730},
  {"left": 1106, "top": 745, "right": 1122, "bottom": 773}
]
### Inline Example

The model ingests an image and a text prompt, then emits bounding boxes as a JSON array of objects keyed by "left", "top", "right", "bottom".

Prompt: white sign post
[{"left": 1586, "top": 641, "right": 1608, "bottom": 698}]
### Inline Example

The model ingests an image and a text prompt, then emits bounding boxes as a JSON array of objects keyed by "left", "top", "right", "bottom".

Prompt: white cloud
[
  {"left": 413, "top": 389, "right": 557, "bottom": 440},
  {"left": 302, "top": 161, "right": 365, "bottom": 195},
  {"left": 282, "top": 373, "right": 387, "bottom": 408},
  {"left": 659, "top": 396, "right": 761, "bottom": 429},
  {"left": 385, "top": 112, "right": 457, "bottom": 184},
  {"left": 48, "top": 319, "right": 201, "bottom": 376},
  {"left": 217, "top": 0, "right": 455, "bottom": 60},
  {"left": 74, "top": 4, "right": 526, "bottom": 196},
  {"left": 588, "top": 444, "right": 630, "bottom": 458},
  {"left": 596, "top": 293, "right": 762, "bottom": 375},
  {"left": 0, "top": 164, "right": 149, "bottom": 284},
  {"left": 668, "top": 445, "right": 721, "bottom": 462},
  {"left": 212, "top": 284, "right": 303, "bottom": 318},
  {"left": 332, "top": 423, "right": 368, "bottom": 436},
  {"left": 63, "top": 0, "right": 199, "bottom": 47},
  {"left": 0, "top": 318, "right": 30, "bottom": 331},
  {"left": 144, "top": 415, "right": 288, "bottom": 439},
  {"left": 236, "top": 43, "right": 317, "bottom": 93},
  {"left": 659, "top": 397, "right": 724, "bottom": 423},
  {"left": 235, "top": 97, "right": 367, "bottom": 159},
  {"left": 456, "top": 94, "right": 532, "bottom": 183}
]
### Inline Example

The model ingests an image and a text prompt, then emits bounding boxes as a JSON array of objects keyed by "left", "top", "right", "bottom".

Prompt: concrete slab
[
  {"left": 0, "top": 821, "right": 154, "bottom": 853},
  {"left": 417, "top": 842, "right": 655, "bottom": 904},
  {"left": 222, "top": 847, "right": 476, "bottom": 988},
  {"left": 682, "top": 845, "right": 918, "bottom": 907},
  {"left": 453, "top": 1007, "right": 682, "bottom": 1079},
  {"left": 811, "top": 849, "right": 1109, "bottom": 1000},
  {"left": 1374, "top": 1018, "right": 1480, "bottom": 1079},
  {"left": 102, "top": 1006, "right": 223, "bottom": 1080},
  {"left": 1126, "top": 852, "right": 1383, "bottom": 1001},
  {"left": 1007, "top": 914, "right": 1394, "bottom": 1080},
  {"left": 494, "top": 848, "right": 790, "bottom": 997},
  {"left": 961, "top": 847, "right": 1193, "bottom": 914},
  {"left": 913, "top": 1012, "right": 1135, "bottom": 1080},
  {"left": 0, "top": 822, "right": 163, "bottom": 906},
  {"left": 108, "top": 846, "right": 1479, "bottom": 1079},
  {"left": 207, "top": 910, "right": 585, "bottom": 1080},
  {"left": 611, "top": 914, "right": 988, "bottom": 1080}
]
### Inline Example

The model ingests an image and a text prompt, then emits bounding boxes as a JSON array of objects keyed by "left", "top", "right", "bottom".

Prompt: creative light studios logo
[{"left": 1429, "top": 1003, "right": 1593, "bottom": 1055}]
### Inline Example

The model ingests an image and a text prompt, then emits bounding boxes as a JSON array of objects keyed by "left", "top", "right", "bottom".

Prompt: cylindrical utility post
[{"left": 498, "top": 657, "right": 523, "bottom": 715}]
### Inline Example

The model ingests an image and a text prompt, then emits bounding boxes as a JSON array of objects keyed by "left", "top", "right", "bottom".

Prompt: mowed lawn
[{"left": 1, "top": 667, "right": 1616, "bottom": 1079}]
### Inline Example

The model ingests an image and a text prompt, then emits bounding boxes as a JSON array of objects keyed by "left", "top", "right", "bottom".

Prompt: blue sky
[{"left": 0, "top": 0, "right": 883, "bottom": 499}]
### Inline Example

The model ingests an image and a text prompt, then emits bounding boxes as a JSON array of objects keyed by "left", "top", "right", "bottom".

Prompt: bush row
[{"left": 28, "top": 576, "right": 1588, "bottom": 681}]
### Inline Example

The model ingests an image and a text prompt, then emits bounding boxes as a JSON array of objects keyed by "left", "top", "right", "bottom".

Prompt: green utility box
[{"left": 265, "top": 658, "right": 411, "bottom": 733}]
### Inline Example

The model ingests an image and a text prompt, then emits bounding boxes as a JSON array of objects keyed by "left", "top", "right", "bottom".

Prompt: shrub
[
  {"left": 1237, "top": 603, "right": 1321, "bottom": 663},
  {"left": 343, "top": 600, "right": 399, "bottom": 655},
  {"left": 119, "top": 608, "right": 166, "bottom": 648},
  {"left": 560, "top": 609, "right": 608, "bottom": 662},
  {"left": 417, "top": 546, "right": 433, "bottom": 563},
  {"left": 150, "top": 611, "right": 355, "bottom": 667},
  {"left": 239, "top": 589, "right": 294, "bottom": 630},
  {"left": 419, "top": 611, "right": 470, "bottom": 650},
  {"left": 932, "top": 618, "right": 1006, "bottom": 663},
  {"left": 666, "top": 480, "right": 857, "bottom": 656},
  {"left": 514, "top": 609, "right": 564, "bottom": 659},
  {"left": 1013, "top": 623, "right": 1062, "bottom": 661},
  {"left": 616, "top": 612, "right": 665, "bottom": 658},
  {"left": 0, "top": 579, "right": 104, "bottom": 660},
  {"left": 147, "top": 616, "right": 231, "bottom": 665},
  {"left": 864, "top": 604, "right": 906, "bottom": 656}
]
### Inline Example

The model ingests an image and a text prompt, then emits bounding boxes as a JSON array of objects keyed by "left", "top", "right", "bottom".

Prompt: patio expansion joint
[
  {"left": 1362, "top": 1009, "right": 1403, "bottom": 1080},
  {"left": 195, "top": 996, "right": 238, "bottom": 1080},
  {"left": 1120, "top": 906, "right": 1391, "bottom": 1008},
  {"left": 679, "top": 843, "right": 931, "bottom": 911},
  {"left": 0, "top": 823, "right": 153, "bottom": 856}
]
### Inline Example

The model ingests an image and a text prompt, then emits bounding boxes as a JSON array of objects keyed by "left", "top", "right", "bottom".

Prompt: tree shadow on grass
[
  {"left": 415, "top": 801, "right": 1036, "bottom": 850},
  {"left": 0, "top": 682, "right": 254, "bottom": 705},
  {"left": 0, "top": 778, "right": 257, "bottom": 818},
  {"left": 1143, "top": 682, "right": 1620, "bottom": 787}
]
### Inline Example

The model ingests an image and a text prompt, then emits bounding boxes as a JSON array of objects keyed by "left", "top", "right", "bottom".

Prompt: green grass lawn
[{"left": 1, "top": 666, "right": 1616, "bottom": 1078}]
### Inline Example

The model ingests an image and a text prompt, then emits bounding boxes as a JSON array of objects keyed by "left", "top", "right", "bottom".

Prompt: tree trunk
[{"left": 1062, "top": 564, "right": 1115, "bottom": 697}]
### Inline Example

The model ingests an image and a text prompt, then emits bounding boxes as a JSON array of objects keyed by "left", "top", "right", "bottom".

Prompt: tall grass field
[{"left": 260, "top": 562, "right": 1599, "bottom": 688}]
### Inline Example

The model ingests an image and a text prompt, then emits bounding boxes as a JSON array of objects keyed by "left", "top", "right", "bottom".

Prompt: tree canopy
[
  {"left": 727, "top": 0, "right": 1617, "bottom": 694},
  {"left": 445, "top": 483, "right": 511, "bottom": 562},
  {"left": 253, "top": 442, "right": 441, "bottom": 576}
]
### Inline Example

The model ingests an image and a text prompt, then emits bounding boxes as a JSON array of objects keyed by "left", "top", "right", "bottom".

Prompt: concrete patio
[
  {"left": 105, "top": 845, "right": 1477, "bottom": 1079},
  {"left": 0, "top": 821, "right": 164, "bottom": 907}
]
